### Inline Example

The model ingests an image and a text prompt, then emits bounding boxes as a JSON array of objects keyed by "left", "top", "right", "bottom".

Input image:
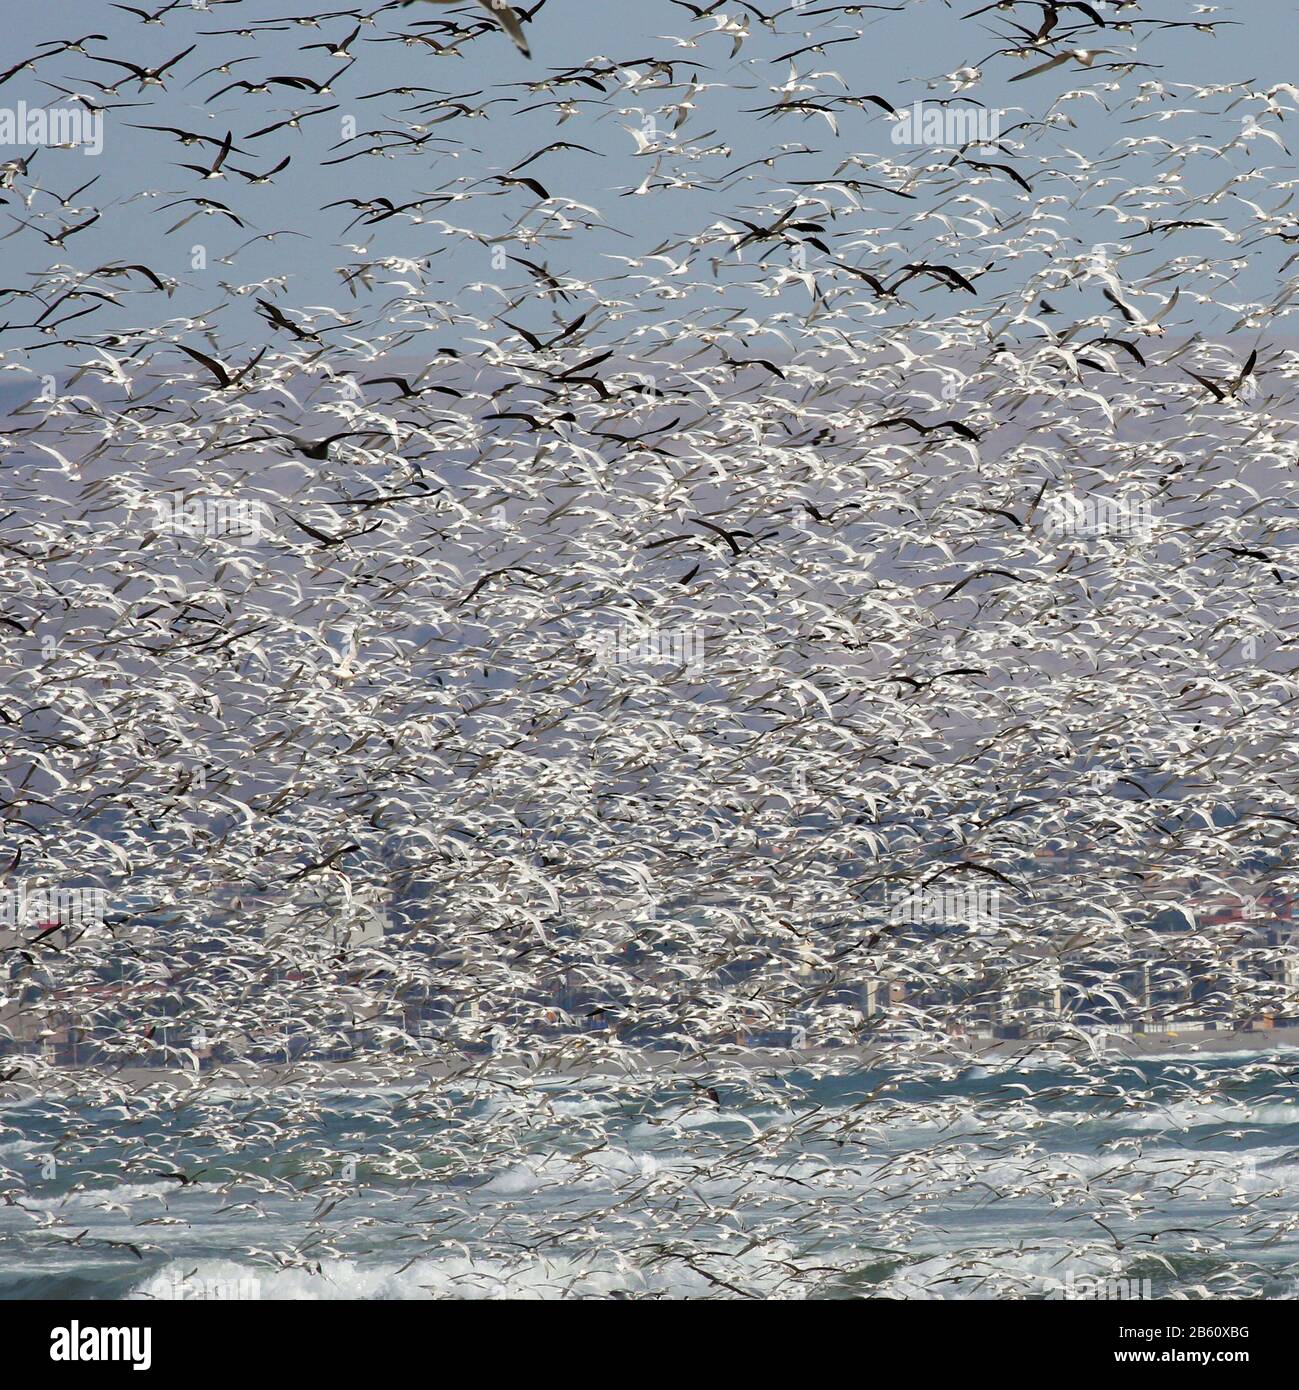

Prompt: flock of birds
[{"left": 0, "top": 0, "right": 1297, "bottom": 1298}]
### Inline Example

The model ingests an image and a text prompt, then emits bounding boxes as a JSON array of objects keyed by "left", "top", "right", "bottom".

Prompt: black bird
[
  {"left": 871, "top": 415, "right": 983, "bottom": 442},
  {"left": 1181, "top": 349, "right": 1258, "bottom": 402},
  {"left": 88, "top": 44, "right": 195, "bottom": 91},
  {"left": 365, "top": 374, "right": 463, "bottom": 399},
  {"left": 890, "top": 262, "right": 980, "bottom": 295},
  {"left": 171, "top": 342, "right": 267, "bottom": 390},
  {"left": 178, "top": 131, "right": 233, "bottom": 180}
]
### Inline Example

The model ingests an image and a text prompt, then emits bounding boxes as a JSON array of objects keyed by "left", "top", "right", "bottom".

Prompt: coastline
[{"left": 4, "top": 1025, "right": 1298, "bottom": 1097}]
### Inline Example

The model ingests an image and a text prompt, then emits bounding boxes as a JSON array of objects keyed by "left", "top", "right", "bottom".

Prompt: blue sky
[{"left": 0, "top": 0, "right": 1291, "bottom": 383}]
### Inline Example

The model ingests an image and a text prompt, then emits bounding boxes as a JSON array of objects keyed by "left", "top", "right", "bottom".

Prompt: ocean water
[{"left": 2, "top": 1054, "right": 1297, "bottom": 1300}]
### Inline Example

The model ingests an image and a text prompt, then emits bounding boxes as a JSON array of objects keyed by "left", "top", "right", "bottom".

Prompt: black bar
[{"left": 1, "top": 1298, "right": 1282, "bottom": 1377}]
